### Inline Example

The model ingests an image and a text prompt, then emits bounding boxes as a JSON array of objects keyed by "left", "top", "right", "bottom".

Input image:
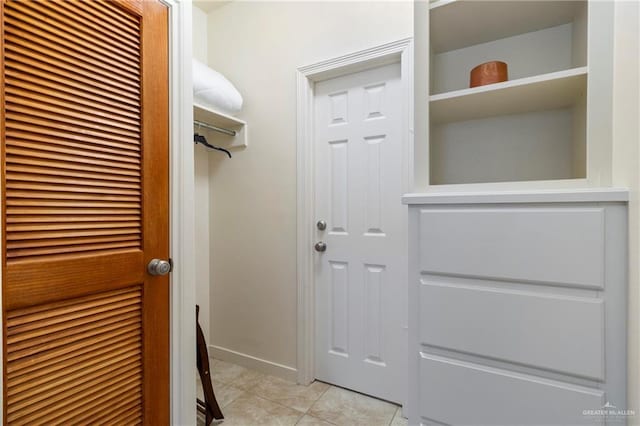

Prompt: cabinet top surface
[{"left": 402, "top": 188, "right": 629, "bottom": 205}]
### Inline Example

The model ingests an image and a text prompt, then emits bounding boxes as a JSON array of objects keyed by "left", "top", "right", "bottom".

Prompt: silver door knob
[
  {"left": 315, "top": 241, "right": 327, "bottom": 252},
  {"left": 148, "top": 258, "right": 172, "bottom": 276},
  {"left": 317, "top": 220, "right": 327, "bottom": 231}
]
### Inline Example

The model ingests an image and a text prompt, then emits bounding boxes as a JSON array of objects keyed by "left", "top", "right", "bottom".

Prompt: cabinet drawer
[
  {"left": 419, "top": 280, "right": 604, "bottom": 379},
  {"left": 418, "top": 353, "right": 604, "bottom": 425},
  {"left": 419, "top": 208, "right": 605, "bottom": 288}
]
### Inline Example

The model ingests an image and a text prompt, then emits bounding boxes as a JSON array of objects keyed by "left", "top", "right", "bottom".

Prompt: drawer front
[
  {"left": 419, "top": 208, "right": 605, "bottom": 288},
  {"left": 419, "top": 353, "right": 604, "bottom": 426},
  {"left": 419, "top": 280, "right": 604, "bottom": 379}
]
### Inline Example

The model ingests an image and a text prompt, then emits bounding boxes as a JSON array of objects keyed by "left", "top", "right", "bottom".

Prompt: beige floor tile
[
  {"left": 252, "top": 376, "right": 330, "bottom": 412},
  {"left": 216, "top": 385, "right": 245, "bottom": 408},
  {"left": 231, "top": 368, "right": 268, "bottom": 391},
  {"left": 221, "top": 393, "right": 304, "bottom": 426},
  {"left": 197, "top": 370, "right": 226, "bottom": 398},
  {"left": 390, "top": 407, "right": 408, "bottom": 426},
  {"left": 295, "top": 414, "right": 335, "bottom": 426},
  {"left": 308, "top": 386, "right": 397, "bottom": 426},
  {"left": 197, "top": 413, "right": 206, "bottom": 426},
  {"left": 211, "top": 359, "right": 248, "bottom": 385},
  {"left": 197, "top": 368, "right": 244, "bottom": 406}
]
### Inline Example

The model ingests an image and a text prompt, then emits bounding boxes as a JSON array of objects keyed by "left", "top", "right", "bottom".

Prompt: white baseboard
[{"left": 208, "top": 345, "right": 298, "bottom": 383}]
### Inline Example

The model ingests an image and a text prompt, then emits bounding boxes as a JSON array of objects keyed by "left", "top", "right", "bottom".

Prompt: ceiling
[{"left": 193, "top": 0, "right": 232, "bottom": 13}]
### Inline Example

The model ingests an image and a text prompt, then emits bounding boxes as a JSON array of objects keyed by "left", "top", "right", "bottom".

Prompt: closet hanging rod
[{"left": 194, "top": 120, "right": 237, "bottom": 137}]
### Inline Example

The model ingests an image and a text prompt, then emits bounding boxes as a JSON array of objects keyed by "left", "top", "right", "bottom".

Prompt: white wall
[
  {"left": 611, "top": 1, "right": 640, "bottom": 419},
  {"left": 204, "top": 1, "right": 412, "bottom": 375},
  {"left": 193, "top": 5, "right": 211, "bottom": 339},
  {"left": 193, "top": 6, "right": 208, "bottom": 63},
  {"left": 199, "top": 3, "right": 640, "bottom": 405}
]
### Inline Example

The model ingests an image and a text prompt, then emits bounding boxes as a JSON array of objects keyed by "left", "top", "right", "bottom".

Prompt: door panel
[
  {"left": 314, "top": 63, "right": 406, "bottom": 404},
  {"left": 1, "top": 0, "right": 169, "bottom": 424},
  {"left": 6, "top": 286, "right": 144, "bottom": 424}
]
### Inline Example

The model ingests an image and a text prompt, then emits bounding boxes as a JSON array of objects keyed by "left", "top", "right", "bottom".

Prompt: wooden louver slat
[
  {"left": 3, "top": 23, "right": 141, "bottom": 88},
  {"left": 5, "top": 87, "right": 141, "bottom": 129},
  {"left": 6, "top": 164, "right": 141, "bottom": 183},
  {"left": 3, "top": 0, "right": 142, "bottom": 263},
  {"left": 8, "top": 340, "right": 141, "bottom": 388},
  {"left": 6, "top": 234, "right": 140, "bottom": 250},
  {"left": 7, "top": 174, "right": 140, "bottom": 190},
  {"left": 6, "top": 286, "right": 143, "bottom": 425},
  {"left": 4, "top": 0, "right": 141, "bottom": 66},
  {"left": 3, "top": 15, "right": 140, "bottom": 82},
  {"left": 6, "top": 147, "right": 141, "bottom": 171},
  {"left": 7, "top": 214, "right": 141, "bottom": 223},
  {"left": 8, "top": 351, "right": 140, "bottom": 403},
  {"left": 5, "top": 121, "right": 141, "bottom": 152},
  {"left": 10, "top": 366, "right": 141, "bottom": 424},
  {"left": 7, "top": 157, "right": 141, "bottom": 178},
  {"left": 5, "top": 66, "right": 141, "bottom": 113},
  {"left": 6, "top": 114, "right": 140, "bottom": 145},
  {"left": 5, "top": 93, "right": 141, "bottom": 133},
  {"left": 6, "top": 199, "right": 141, "bottom": 209},
  {"left": 45, "top": 0, "right": 141, "bottom": 51},
  {"left": 7, "top": 135, "right": 141, "bottom": 160},
  {"left": 7, "top": 329, "right": 141, "bottom": 376},
  {"left": 4, "top": 44, "right": 139, "bottom": 99},
  {"left": 6, "top": 182, "right": 141, "bottom": 196},
  {"left": 7, "top": 305, "right": 140, "bottom": 345},
  {"left": 5, "top": 104, "right": 141, "bottom": 138},
  {"left": 56, "top": 391, "right": 142, "bottom": 426}
]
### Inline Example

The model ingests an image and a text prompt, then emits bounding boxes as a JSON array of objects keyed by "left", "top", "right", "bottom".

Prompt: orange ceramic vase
[{"left": 470, "top": 61, "right": 508, "bottom": 88}]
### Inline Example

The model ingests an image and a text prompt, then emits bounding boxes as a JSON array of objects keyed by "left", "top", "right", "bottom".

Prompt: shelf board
[
  {"left": 430, "top": 67, "right": 587, "bottom": 124},
  {"left": 194, "top": 103, "right": 246, "bottom": 129},
  {"left": 194, "top": 103, "right": 247, "bottom": 149},
  {"left": 430, "top": 1, "right": 585, "bottom": 53}
]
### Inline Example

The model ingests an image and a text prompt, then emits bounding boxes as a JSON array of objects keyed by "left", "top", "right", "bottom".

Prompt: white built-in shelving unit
[
  {"left": 408, "top": 5, "right": 626, "bottom": 425},
  {"left": 414, "top": 0, "right": 615, "bottom": 188}
]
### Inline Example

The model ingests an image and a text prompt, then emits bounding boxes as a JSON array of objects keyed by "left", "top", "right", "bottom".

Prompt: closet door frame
[
  {"left": 164, "top": 0, "right": 197, "bottom": 424},
  {"left": 0, "top": 0, "right": 196, "bottom": 424}
]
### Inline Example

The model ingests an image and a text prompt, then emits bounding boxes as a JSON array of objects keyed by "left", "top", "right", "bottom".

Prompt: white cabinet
[
  {"left": 404, "top": 190, "right": 628, "bottom": 425},
  {"left": 414, "top": 0, "right": 615, "bottom": 189}
]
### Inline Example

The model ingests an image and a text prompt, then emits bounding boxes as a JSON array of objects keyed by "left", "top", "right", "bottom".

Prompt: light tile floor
[{"left": 197, "top": 359, "right": 408, "bottom": 426}]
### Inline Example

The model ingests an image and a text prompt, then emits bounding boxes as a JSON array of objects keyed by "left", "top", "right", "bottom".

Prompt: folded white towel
[{"left": 193, "top": 58, "right": 243, "bottom": 114}]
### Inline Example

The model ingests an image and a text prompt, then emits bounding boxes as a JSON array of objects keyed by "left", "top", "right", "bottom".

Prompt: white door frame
[
  {"left": 166, "top": 0, "right": 197, "bottom": 424},
  {"left": 296, "top": 38, "right": 414, "bottom": 387},
  {"left": 0, "top": 1, "right": 196, "bottom": 424}
]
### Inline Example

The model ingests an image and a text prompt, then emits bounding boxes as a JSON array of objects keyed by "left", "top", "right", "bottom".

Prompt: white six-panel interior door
[{"left": 313, "top": 62, "right": 406, "bottom": 404}]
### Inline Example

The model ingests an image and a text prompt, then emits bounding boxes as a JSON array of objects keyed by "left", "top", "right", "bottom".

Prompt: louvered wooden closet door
[{"left": 0, "top": 0, "right": 170, "bottom": 424}]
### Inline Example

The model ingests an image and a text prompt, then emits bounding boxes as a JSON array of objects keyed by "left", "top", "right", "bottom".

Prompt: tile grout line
[
  {"left": 212, "top": 368, "right": 303, "bottom": 423},
  {"left": 208, "top": 359, "right": 250, "bottom": 410},
  {"left": 243, "top": 379, "right": 335, "bottom": 424},
  {"left": 212, "top": 360, "right": 398, "bottom": 426},
  {"left": 219, "top": 366, "right": 311, "bottom": 422},
  {"left": 387, "top": 406, "right": 398, "bottom": 426},
  {"left": 306, "top": 384, "right": 332, "bottom": 415},
  {"left": 213, "top": 358, "right": 331, "bottom": 422},
  {"left": 300, "top": 383, "right": 338, "bottom": 425},
  {"left": 242, "top": 392, "right": 306, "bottom": 420}
]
